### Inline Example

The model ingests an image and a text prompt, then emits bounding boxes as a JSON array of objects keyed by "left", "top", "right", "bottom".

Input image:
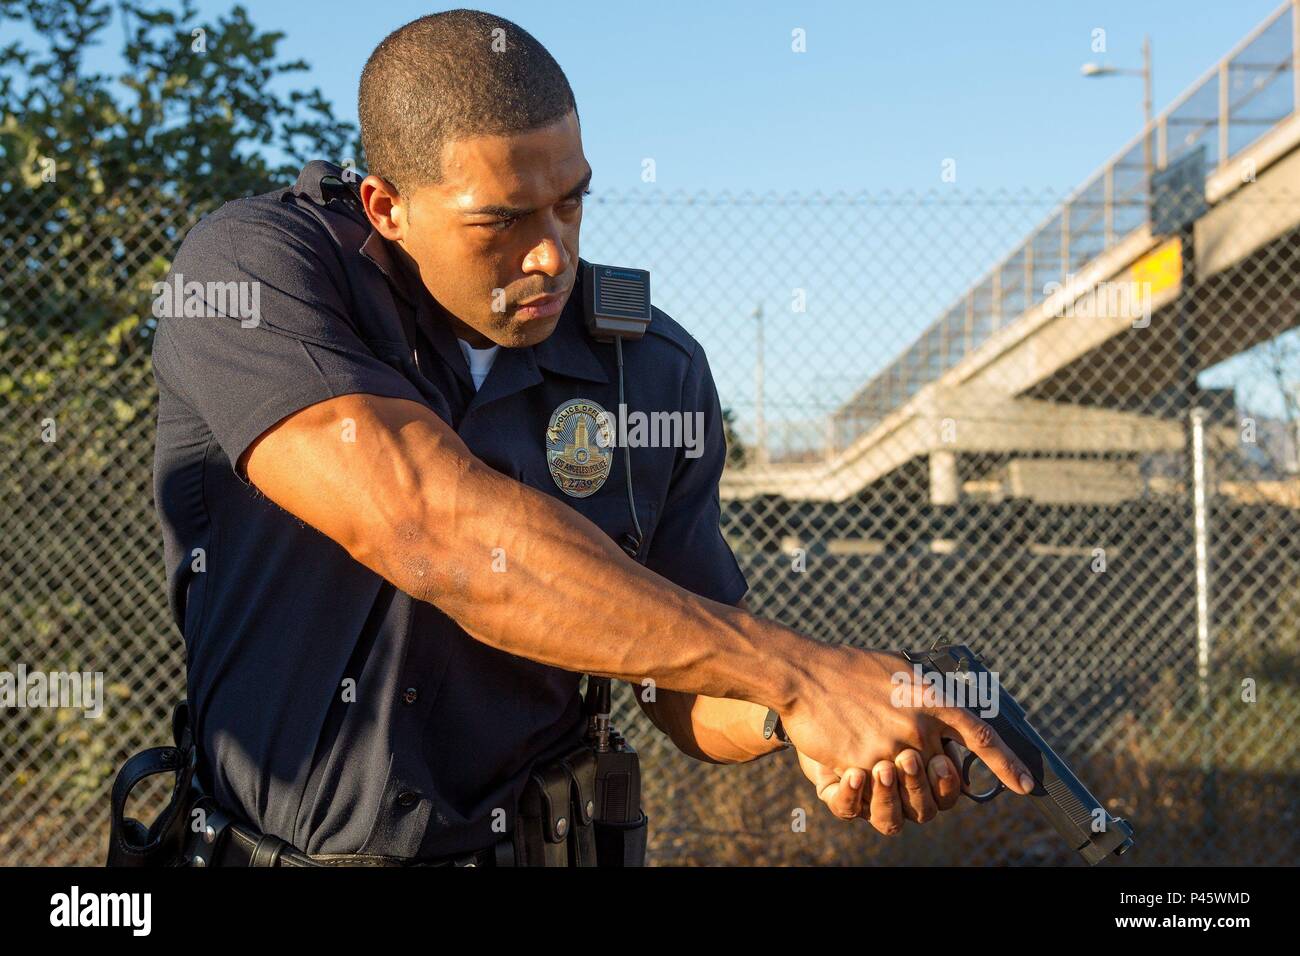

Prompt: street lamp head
[{"left": 1081, "top": 62, "right": 1115, "bottom": 77}]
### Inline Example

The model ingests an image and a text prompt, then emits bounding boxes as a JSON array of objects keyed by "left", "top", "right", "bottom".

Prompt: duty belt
[
  {"left": 181, "top": 796, "right": 516, "bottom": 867},
  {"left": 107, "top": 700, "right": 641, "bottom": 867}
]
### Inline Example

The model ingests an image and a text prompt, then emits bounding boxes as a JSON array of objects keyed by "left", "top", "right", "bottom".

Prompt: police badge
[{"left": 545, "top": 399, "right": 614, "bottom": 498}]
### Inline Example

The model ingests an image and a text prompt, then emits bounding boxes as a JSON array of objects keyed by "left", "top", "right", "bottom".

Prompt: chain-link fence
[
  {"left": 594, "top": 171, "right": 1300, "bottom": 866},
  {"left": 4, "top": 158, "right": 1300, "bottom": 865}
]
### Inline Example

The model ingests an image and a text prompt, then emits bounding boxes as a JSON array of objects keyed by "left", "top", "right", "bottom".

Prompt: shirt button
[
  {"left": 403, "top": 687, "right": 418, "bottom": 704},
  {"left": 396, "top": 790, "right": 419, "bottom": 808}
]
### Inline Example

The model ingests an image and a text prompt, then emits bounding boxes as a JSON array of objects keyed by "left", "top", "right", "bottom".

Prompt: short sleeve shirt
[{"left": 150, "top": 160, "right": 748, "bottom": 858}]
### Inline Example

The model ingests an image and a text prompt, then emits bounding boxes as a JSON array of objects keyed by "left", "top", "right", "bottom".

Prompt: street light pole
[{"left": 1082, "top": 36, "right": 1155, "bottom": 179}]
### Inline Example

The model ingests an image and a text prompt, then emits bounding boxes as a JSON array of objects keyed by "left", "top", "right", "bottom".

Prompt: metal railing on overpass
[{"left": 830, "top": 0, "right": 1300, "bottom": 455}]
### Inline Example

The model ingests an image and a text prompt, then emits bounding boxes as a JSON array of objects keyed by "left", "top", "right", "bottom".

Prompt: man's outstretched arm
[
  {"left": 242, "top": 390, "right": 1036, "bottom": 795},
  {"left": 244, "top": 394, "right": 803, "bottom": 707}
]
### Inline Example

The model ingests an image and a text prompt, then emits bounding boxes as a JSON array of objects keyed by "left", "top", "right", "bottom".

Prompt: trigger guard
[
  {"left": 959, "top": 751, "right": 1006, "bottom": 803},
  {"left": 942, "top": 738, "right": 1006, "bottom": 804}
]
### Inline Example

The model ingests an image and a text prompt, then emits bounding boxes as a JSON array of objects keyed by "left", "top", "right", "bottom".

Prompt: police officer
[{"left": 147, "top": 10, "right": 1035, "bottom": 866}]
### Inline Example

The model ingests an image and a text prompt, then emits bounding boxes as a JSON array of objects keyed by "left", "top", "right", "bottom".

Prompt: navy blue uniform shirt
[{"left": 151, "top": 160, "right": 748, "bottom": 858}]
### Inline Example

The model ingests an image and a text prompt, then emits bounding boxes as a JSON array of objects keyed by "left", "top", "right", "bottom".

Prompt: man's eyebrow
[{"left": 461, "top": 167, "right": 593, "bottom": 219}]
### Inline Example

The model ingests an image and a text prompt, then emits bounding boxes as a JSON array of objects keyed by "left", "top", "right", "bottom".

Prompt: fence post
[
  {"left": 1190, "top": 405, "right": 1218, "bottom": 853},
  {"left": 1191, "top": 407, "right": 1212, "bottom": 711}
]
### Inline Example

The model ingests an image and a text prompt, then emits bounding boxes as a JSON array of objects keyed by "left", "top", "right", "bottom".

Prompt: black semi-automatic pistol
[{"left": 901, "top": 643, "right": 1135, "bottom": 865}]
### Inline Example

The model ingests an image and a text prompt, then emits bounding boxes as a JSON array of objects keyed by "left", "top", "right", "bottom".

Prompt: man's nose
[{"left": 523, "top": 224, "right": 571, "bottom": 277}]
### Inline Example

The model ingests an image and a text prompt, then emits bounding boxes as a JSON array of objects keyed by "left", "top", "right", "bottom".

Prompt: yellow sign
[{"left": 1130, "top": 238, "right": 1182, "bottom": 299}]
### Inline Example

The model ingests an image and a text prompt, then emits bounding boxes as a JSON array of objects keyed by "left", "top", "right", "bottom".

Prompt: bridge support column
[{"left": 929, "top": 450, "right": 959, "bottom": 505}]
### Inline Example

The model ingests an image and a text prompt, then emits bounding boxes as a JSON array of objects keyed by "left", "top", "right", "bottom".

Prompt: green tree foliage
[
  {"left": 0, "top": 0, "right": 359, "bottom": 477},
  {"left": 1, "top": 0, "right": 358, "bottom": 194},
  {"left": 0, "top": 0, "right": 357, "bottom": 859}
]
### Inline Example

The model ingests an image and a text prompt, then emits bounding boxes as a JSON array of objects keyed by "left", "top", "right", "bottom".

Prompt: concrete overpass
[{"left": 723, "top": 2, "right": 1300, "bottom": 504}]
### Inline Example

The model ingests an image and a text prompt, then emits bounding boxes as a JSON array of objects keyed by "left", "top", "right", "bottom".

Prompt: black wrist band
[{"left": 762, "top": 708, "right": 791, "bottom": 746}]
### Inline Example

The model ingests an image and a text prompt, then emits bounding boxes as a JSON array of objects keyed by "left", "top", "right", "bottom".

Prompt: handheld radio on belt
[{"left": 578, "top": 262, "right": 653, "bottom": 866}]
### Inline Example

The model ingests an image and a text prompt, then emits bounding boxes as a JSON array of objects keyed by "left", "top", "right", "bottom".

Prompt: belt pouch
[
  {"left": 516, "top": 762, "right": 572, "bottom": 866},
  {"left": 561, "top": 748, "right": 599, "bottom": 867}
]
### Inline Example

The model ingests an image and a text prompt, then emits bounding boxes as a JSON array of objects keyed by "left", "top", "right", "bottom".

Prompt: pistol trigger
[
  {"left": 940, "top": 738, "right": 975, "bottom": 802},
  {"left": 940, "top": 738, "right": 964, "bottom": 777},
  {"left": 961, "top": 750, "right": 978, "bottom": 787}
]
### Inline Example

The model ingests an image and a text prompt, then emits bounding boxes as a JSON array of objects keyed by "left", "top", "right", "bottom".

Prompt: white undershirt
[{"left": 456, "top": 338, "right": 500, "bottom": 391}]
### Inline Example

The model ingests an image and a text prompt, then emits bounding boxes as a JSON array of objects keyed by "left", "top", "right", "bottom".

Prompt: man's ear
[{"left": 359, "top": 174, "right": 405, "bottom": 240}]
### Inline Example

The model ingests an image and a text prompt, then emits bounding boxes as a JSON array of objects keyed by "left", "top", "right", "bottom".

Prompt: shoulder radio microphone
[
  {"left": 580, "top": 260, "right": 651, "bottom": 865},
  {"left": 583, "top": 262, "right": 650, "bottom": 342}
]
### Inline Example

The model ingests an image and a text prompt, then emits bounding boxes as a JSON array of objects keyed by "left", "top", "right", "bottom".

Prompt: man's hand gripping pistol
[{"left": 902, "top": 643, "right": 1135, "bottom": 865}]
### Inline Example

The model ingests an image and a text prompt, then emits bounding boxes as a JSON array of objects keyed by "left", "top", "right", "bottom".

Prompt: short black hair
[{"left": 359, "top": 9, "right": 579, "bottom": 195}]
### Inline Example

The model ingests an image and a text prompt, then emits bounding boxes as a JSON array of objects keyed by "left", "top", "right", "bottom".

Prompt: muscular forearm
[
  {"left": 267, "top": 395, "right": 817, "bottom": 712},
  {"left": 245, "top": 394, "right": 1032, "bottom": 794}
]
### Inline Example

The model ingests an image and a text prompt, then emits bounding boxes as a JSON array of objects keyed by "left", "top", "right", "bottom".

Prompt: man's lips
[{"left": 514, "top": 287, "right": 571, "bottom": 317}]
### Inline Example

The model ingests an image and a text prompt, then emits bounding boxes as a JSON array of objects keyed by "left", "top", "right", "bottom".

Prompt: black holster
[{"left": 105, "top": 700, "right": 198, "bottom": 867}]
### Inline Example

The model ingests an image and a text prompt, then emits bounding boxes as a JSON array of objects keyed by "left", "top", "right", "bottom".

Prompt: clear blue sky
[
  {"left": 172, "top": 0, "right": 1284, "bottom": 192},
  {"left": 61, "top": 0, "right": 1283, "bottom": 190},
  {"left": 55, "top": 0, "right": 1296, "bottom": 430}
]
